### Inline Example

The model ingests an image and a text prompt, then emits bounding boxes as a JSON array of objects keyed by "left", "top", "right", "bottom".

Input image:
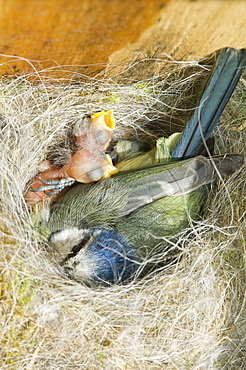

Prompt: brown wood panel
[
  {"left": 109, "top": 0, "right": 246, "bottom": 68},
  {"left": 0, "top": 0, "right": 167, "bottom": 78},
  {"left": 0, "top": 0, "right": 245, "bottom": 79}
]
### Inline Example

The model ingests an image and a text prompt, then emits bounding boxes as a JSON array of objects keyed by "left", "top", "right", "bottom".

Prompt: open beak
[
  {"left": 89, "top": 110, "right": 115, "bottom": 151},
  {"left": 76, "top": 110, "right": 115, "bottom": 151},
  {"left": 90, "top": 110, "right": 115, "bottom": 131}
]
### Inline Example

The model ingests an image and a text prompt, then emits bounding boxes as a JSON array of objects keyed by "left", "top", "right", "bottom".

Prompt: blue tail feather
[{"left": 171, "top": 47, "right": 246, "bottom": 159}]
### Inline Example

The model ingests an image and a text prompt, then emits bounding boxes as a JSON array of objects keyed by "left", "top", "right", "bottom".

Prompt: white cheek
[
  {"left": 65, "top": 252, "right": 95, "bottom": 283},
  {"left": 49, "top": 228, "right": 91, "bottom": 254}
]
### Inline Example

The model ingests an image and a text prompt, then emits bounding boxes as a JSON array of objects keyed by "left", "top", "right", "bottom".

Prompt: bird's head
[{"left": 49, "top": 227, "right": 140, "bottom": 287}]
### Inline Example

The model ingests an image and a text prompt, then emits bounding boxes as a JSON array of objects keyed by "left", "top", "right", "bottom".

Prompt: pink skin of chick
[{"left": 25, "top": 110, "right": 118, "bottom": 206}]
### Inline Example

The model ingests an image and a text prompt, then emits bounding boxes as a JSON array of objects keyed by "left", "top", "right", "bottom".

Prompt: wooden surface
[
  {"left": 0, "top": 0, "right": 166, "bottom": 78},
  {"left": 0, "top": 0, "right": 245, "bottom": 79},
  {"left": 110, "top": 0, "right": 246, "bottom": 67}
]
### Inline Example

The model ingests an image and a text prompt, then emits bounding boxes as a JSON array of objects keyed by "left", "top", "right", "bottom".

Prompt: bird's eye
[
  {"left": 87, "top": 167, "right": 104, "bottom": 181},
  {"left": 59, "top": 232, "right": 93, "bottom": 265},
  {"left": 96, "top": 129, "right": 109, "bottom": 145},
  {"left": 70, "top": 233, "right": 92, "bottom": 256}
]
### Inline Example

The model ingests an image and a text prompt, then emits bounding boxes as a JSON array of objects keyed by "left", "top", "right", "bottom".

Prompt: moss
[{"left": 0, "top": 268, "right": 39, "bottom": 368}]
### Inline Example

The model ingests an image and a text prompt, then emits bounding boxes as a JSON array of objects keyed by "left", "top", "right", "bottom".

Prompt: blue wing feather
[{"left": 171, "top": 47, "right": 246, "bottom": 159}]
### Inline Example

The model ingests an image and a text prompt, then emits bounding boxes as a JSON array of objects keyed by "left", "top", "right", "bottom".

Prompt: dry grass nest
[{"left": 0, "top": 54, "right": 246, "bottom": 369}]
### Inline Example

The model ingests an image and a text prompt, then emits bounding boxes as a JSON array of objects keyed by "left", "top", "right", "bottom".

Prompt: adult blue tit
[
  {"left": 45, "top": 47, "right": 245, "bottom": 287},
  {"left": 47, "top": 154, "right": 244, "bottom": 287}
]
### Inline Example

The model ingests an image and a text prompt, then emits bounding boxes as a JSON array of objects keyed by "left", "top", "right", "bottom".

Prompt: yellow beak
[
  {"left": 90, "top": 110, "right": 115, "bottom": 131},
  {"left": 101, "top": 154, "right": 118, "bottom": 179}
]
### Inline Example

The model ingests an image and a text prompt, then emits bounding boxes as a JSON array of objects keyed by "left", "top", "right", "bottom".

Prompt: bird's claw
[{"left": 31, "top": 177, "right": 75, "bottom": 195}]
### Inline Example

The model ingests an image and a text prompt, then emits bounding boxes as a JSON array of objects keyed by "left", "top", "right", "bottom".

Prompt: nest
[{"left": 0, "top": 54, "right": 246, "bottom": 369}]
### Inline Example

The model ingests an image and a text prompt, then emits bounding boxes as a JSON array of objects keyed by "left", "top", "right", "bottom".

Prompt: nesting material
[{"left": 0, "top": 55, "right": 246, "bottom": 369}]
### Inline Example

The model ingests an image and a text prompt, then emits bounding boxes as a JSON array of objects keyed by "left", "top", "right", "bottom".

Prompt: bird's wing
[
  {"left": 120, "top": 154, "right": 244, "bottom": 216},
  {"left": 171, "top": 47, "right": 246, "bottom": 159}
]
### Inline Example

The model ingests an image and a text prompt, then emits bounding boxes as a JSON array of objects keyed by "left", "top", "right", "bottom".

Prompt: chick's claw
[{"left": 31, "top": 177, "right": 75, "bottom": 195}]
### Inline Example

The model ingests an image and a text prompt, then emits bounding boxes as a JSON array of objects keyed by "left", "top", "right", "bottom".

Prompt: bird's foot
[{"left": 30, "top": 177, "right": 75, "bottom": 195}]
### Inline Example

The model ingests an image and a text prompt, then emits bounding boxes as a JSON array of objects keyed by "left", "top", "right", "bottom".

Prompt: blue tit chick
[{"left": 46, "top": 47, "right": 246, "bottom": 287}]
